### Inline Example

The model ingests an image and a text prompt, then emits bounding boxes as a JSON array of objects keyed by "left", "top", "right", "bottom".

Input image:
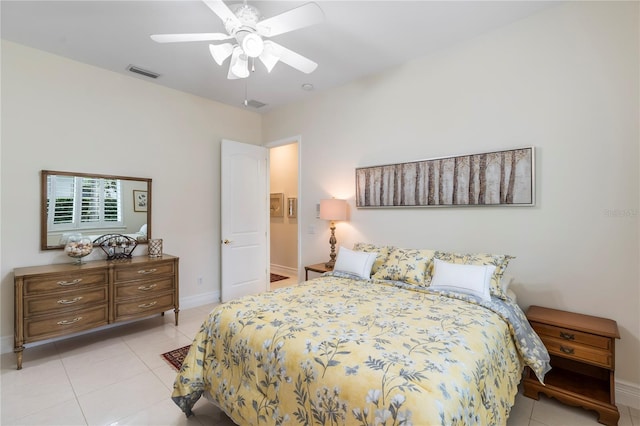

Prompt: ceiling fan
[{"left": 151, "top": 0, "right": 324, "bottom": 79}]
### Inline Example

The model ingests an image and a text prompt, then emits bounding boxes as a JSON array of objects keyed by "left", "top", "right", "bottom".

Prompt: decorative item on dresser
[
  {"left": 147, "top": 238, "right": 163, "bottom": 258},
  {"left": 13, "top": 254, "right": 179, "bottom": 370},
  {"left": 523, "top": 305, "right": 620, "bottom": 426}
]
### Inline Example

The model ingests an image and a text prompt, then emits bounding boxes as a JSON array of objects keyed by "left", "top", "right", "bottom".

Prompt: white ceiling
[{"left": 1, "top": 1, "right": 556, "bottom": 113}]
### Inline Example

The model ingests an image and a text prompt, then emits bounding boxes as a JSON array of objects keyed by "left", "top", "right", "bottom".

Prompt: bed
[{"left": 172, "top": 245, "right": 550, "bottom": 426}]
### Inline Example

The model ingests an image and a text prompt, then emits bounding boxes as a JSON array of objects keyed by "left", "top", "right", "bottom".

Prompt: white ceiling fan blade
[
  {"left": 203, "top": 0, "right": 241, "bottom": 28},
  {"left": 209, "top": 43, "right": 234, "bottom": 65},
  {"left": 151, "top": 33, "right": 232, "bottom": 43},
  {"left": 256, "top": 2, "right": 324, "bottom": 38},
  {"left": 266, "top": 41, "right": 317, "bottom": 74}
]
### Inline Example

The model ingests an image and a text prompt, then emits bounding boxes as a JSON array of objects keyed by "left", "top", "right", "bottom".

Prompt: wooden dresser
[
  {"left": 14, "top": 254, "right": 179, "bottom": 369},
  {"left": 523, "top": 305, "right": 620, "bottom": 426}
]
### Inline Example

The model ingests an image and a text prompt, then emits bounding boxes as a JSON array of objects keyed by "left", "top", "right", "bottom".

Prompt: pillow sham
[
  {"left": 372, "top": 247, "right": 435, "bottom": 286},
  {"left": 428, "top": 251, "right": 514, "bottom": 300},
  {"left": 352, "top": 242, "right": 395, "bottom": 274},
  {"left": 333, "top": 246, "right": 377, "bottom": 279},
  {"left": 430, "top": 259, "right": 495, "bottom": 301}
]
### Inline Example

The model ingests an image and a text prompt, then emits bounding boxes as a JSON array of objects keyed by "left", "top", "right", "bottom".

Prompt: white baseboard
[
  {"left": 180, "top": 291, "right": 220, "bottom": 310},
  {"left": 616, "top": 379, "right": 640, "bottom": 410},
  {"left": 1, "top": 292, "right": 220, "bottom": 355},
  {"left": 270, "top": 263, "right": 298, "bottom": 278}
]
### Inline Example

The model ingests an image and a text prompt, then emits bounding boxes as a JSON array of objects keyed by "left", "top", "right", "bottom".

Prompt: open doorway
[{"left": 268, "top": 139, "right": 300, "bottom": 289}]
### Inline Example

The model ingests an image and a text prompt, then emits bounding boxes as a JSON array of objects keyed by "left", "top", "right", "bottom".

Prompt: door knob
[{"left": 223, "top": 239, "right": 232, "bottom": 245}]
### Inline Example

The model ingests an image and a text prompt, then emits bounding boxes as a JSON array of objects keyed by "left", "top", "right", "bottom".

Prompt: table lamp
[{"left": 319, "top": 198, "right": 348, "bottom": 268}]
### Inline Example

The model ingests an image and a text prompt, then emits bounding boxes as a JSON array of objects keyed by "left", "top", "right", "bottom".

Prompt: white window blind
[{"left": 48, "top": 175, "right": 123, "bottom": 231}]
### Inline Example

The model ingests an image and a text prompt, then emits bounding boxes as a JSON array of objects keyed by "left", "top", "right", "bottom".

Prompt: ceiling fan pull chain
[{"left": 251, "top": 57, "right": 255, "bottom": 73}]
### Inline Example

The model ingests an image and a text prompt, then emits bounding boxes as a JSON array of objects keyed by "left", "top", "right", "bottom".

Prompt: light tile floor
[{"left": 1, "top": 285, "right": 638, "bottom": 426}]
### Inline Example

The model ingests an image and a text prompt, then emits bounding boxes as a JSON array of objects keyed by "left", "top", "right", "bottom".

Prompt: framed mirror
[{"left": 41, "top": 170, "right": 152, "bottom": 250}]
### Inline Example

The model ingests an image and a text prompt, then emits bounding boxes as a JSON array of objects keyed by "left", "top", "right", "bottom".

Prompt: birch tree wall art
[{"left": 355, "top": 147, "right": 534, "bottom": 208}]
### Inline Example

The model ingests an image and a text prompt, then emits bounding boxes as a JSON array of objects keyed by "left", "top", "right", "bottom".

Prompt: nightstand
[
  {"left": 523, "top": 305, "right": 620, "bottom": 426},
  {"left": 304, "top": 263, "right": 332, "bottom": 280}
]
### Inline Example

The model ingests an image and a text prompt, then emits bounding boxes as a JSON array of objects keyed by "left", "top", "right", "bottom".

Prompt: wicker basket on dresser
[{"left": 14, "top": 254, "right": 179, "bottom": 370}]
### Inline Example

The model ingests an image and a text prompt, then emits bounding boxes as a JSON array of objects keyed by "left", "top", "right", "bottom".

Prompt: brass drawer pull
[
  {"left": 137, "top": 284, "right": 157, "bottom": 291},
  {"left": 559, "top": 345, "right": 575, "bottom": 355},
  {"left": 560, "top": 332, "right": 575, "bottom": 340},
  {"left": 138, "top": 301, "right": 157, "bottom": 309},
  {"left": 57, "top": 278, "right": 83, "bottom": 286},
  {"left": 57, "top": 317, "right": 83, "bottom": 325},
  {"left": 137, "top": 268, "right": 157, "bottom": 275},
  {"left": 57, "top": 297, "right": 83, "bottom": 305}
]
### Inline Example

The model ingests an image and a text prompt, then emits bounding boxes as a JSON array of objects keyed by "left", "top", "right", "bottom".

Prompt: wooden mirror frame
[{"left": 41, "top": 170, "right": 152, "bottom": 250}]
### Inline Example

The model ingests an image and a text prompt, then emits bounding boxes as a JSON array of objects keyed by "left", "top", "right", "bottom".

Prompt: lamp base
[{"left": 324, "top": 260, "right": 335, "bottom": 270}]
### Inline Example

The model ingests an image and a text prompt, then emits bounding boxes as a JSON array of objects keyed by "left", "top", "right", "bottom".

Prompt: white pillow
[
  {"left": 333, "top": 246, "right": 377, "bottom": 279},
  {"left": 500, "top": 274, "right": 514, "bottom": 294},
  {"left": 430, "top": 259, "right": 496, "bottom": 301}
]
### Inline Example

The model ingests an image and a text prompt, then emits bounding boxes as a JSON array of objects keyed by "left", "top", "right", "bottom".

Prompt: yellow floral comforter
[{"left": 172, "top": 276, "right": 549, "bottom": 426}]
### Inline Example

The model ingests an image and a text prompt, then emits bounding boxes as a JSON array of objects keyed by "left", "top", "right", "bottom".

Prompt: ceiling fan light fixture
[
  {"left": 230, "top": 46, "right": 250, "bottom": 79},
  {"left": 259, "top": 40, "right": 280, "bottom": 73},
  {"left": 209, "top": 43, "right": 234, "bottom": 65},
  {"left": 241, "top": 33, "right": 264, "bottom": 58}
]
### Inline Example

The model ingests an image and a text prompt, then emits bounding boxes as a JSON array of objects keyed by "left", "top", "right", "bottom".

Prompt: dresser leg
[
  {"left": 174, "top": 308, "right": 180, "bottom": 326},
  {"left": 14, "top": 346, "right": 24, "bottom": 370},
  {"left": 597, "top": 408, "right": 620, "bottom": 426}
]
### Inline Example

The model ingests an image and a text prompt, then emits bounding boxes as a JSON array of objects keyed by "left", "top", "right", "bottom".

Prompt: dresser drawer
[
  {"left": 25, "top": 286, "right": 108, "bottom": 316},
  {"left": 531, "top": 321, "right": 611, "bottom": 350},
  {"left": 24, "top": 304, "right": 108, "bottom": 342},
  {"left": 114, "top": 292, "right": 174, "bottom": 319},
  {"left": 114, "top": 262, "right": 175, "bottom": 282},
  {"left": 540, "top": 335, "right": 612, "bottom": 369},
  {"left": 115, "top": 277, "right": 175, "bottom": 300},
  {"left": 24, "top": 271, "right": 108, "bottom": 295}
]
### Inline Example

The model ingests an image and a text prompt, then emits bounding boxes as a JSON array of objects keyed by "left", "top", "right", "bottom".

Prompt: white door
[{"left": 221, "top": 139, "right": 269, "bottom": 302}]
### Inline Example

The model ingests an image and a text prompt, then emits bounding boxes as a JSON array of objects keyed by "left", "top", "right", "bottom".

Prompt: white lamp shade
[
  {"left": 229, "top": 46, "right": 249, "bottom": 79},
  {"left": 259, "top": 41, "right": 280, "bottom": 73},
  {"left": 319, "top": 199, "right": 347, "bottom": 221},
  {"left": 209, "top": 43, "right": 234, "bottom": 66}
]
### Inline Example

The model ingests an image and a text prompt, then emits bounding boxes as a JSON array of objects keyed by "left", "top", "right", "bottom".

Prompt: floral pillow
[
  {"left": 352, "top": 243, "right": 395, "bottom": 274},
  {"left": 428, "top": 251, "right": 514, "bottom": 299},
  {"left": 372, "top": 247, "right": 435, "bottom": 286}
]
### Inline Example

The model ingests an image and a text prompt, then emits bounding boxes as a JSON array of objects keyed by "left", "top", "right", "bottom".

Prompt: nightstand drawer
[
  {"left": 540, "top": 336, "right": 612, "bottom": 368},
  {"left": 531, "top": 321, "right": 611, "bottom": 350}
]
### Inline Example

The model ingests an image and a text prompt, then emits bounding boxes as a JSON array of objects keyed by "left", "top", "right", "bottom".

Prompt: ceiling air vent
[
  {"left": 127, "top": 65, "right": 160, "bottom": 79},
  {"left": 245, "top": 99, "right": 267, "bottom": 109}
]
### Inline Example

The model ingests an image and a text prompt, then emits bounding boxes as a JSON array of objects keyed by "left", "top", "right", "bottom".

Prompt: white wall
[
  {"left": 269, "top": 143, "right": 298, "bottom": 271},
  {"left": 0, "top": 40, "right": 262, "bottom": 346},
  {"left": 263, "top": 1, "right": 640, "bottom": 398}
]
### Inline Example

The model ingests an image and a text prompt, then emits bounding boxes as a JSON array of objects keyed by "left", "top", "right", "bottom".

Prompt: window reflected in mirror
[{"left": 41, "top": 170, "right": 151, "bottom": 250}]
